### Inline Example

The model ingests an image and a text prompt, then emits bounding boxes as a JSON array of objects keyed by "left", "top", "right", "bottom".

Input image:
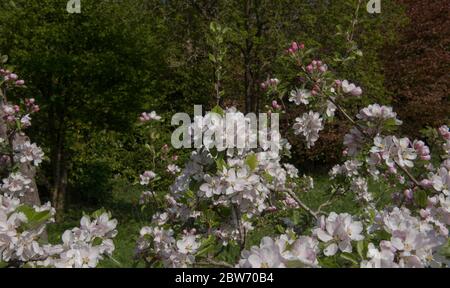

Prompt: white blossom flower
[
  {"left": 1, "top": 173, "right": 32, "bottom": 197},
  {"left": 313, "top": 212, "right": 364, "bottom": 256},
  {"left": 293, "top": 111, "right": 324, "bottom": 148},
  {"left": 140, "top": 171, "right": 156, "bottom": 185},
  {"left": 289, "top": 88, "right": 311, "bottom": 105},
  {"left": 431, "top": 167, "right": 450, "bottom": 195},
  {"left": 167, "top": 164, "right": 181, "bottom": 175},
  {"left": 15, "top": 141, "right": 44, "bottom": 166},
  {"left": 176, "top": 235, "right": 200, "bottom": 254},
  {"left": 341, "top": 80, "right": 362, "bottom": 96}
]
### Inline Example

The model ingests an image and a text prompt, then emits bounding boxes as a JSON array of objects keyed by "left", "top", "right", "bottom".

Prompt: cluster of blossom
[
  {"left": 313, "top": 212, "right": 364, "bottom": 256},
  {"left": 0, "top": 192, "right": 118, "bottom": 267},
  {"left": 1, "top": 172, "right": 33, "bottom": 197},
  {"left": 139, "top": 111, "right": 161, "bottom": 123},
  {"left": 0, "top": 194, "right": 53, "bottom": 263},
  {"left": 293, "top": 111, "right": 324, "bottom": 148},
  {"left": 14, "top": 141, "right": 44, "bottom": 166},
  {"left": 238, "top": 232, "right": 319, "bottom": 268},
  {"left": 136, "top": 226, "right": 200, "bottom": 268},
  {"left": 356, "top": 104, "right": 402, "bottom": 126},
  {"left": 343, "top": 105, "right": 404, "bottom": 157},
  {"left": 132, "top": 40, "right": 450, "bottom": 268},
  {"left": 260, "top": 78, "right": 280, "bottom": 90},
  {"left": 238, "top": 212, "right": 364, "bottom": 267},
  {"left": 35, "top": 212, "right": 118, "bottom": 268},
  {"left": 363, "top": 207, "right": 448, "bottom": 268},
  {"left": 1, "top": 69, "right": 117, "bottom": 268},
  {"left": 0, "top": 68, "right": 25, "bottom": 87},
  {"left": 370, "top": 136, "right": 417, "bottom": 169},
  {"left": 337, "top": 80, "right": 362, "bottom": 97},
  {"left": 289, "top": 88, "right": 311, "bottom": 106},
  {"left": 306, "top": 60, "right": 328, "bottom": 75},
  {"left": 2, "top": 102, "right": 38, "bottom": 128},
  {"left": 286, "top": 41, "right": 305, "bottom": 55}
]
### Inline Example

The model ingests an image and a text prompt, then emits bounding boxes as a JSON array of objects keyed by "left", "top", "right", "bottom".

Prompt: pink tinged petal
[
  {"left": 316, "top": 229, "right": 333, "bottom": 242},
  {"left": 324, "top": 243, "right": 338, "bottom": 256}
]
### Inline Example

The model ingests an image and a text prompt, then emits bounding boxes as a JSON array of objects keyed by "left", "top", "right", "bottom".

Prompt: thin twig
[
  {"left": 196, "top": 259, "right": 234, "bottom": 268},
  {"left": 285, "top": 188, "right": 318, "bottom": 220}
]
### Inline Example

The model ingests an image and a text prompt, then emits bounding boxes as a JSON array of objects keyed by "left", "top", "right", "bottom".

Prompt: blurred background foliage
[{"left": 0, "top": 0, "right": 446, "bottom": 222}]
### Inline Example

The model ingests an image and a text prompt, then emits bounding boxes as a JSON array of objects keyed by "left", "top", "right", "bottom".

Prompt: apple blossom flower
[
  {"left": 140, "top": 171, "right": 156, "bottom": 185},
  {"left": 289, "top": 88, "right": 311, "bottom": 105},
  {"left": 293, "top": 111, "right": 324, "bottom": 149},
  {"left": 15, "top": 141, "right": 44, "bottom": 166},
  {"left": 167, "top": 164, "right": 181, "bottom": 175},
  {"left": 313, "top": 212, "right": 364, "bottom": 256},
  {"left": 139, "top": 111, "right": 161, "bottom": 122},
  {"left": 431, "top": 167, "right": 450, "bottom": 195},
  {"left": 341, "top": 80, "right": 362, "bottom": 96}
]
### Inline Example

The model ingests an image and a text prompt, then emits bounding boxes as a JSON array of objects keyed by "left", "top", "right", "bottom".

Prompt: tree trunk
[{"left": 50, "top": 131, "right": 67, "bottom": 221}]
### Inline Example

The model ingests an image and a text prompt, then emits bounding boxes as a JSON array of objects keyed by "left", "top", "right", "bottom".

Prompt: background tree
[
  {"left": 384, "top": 0, "right": 450, "bottom": 137},
  {"left": 0, "top": 0, "right": 169, "bottom": 217}
]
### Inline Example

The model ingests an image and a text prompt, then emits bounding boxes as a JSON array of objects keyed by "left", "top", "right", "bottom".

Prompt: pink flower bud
[
  {"left": 15, "top": 80, "right": 25, "bottom": 86},
  {"left": 312, "top": 60, "right": 317, "bottom": 66},
  {"left": 335, "top": 80, "right": 342, "bottom": 86},
  {"left": 420, "top": 155, "right": 431, "bottom": 161},
  {"left": 404, "top": 189, "right": 413, "bottom": 200},
  {"left": 272, "top": 100, "right": 278, "bottom": 109},
  {"left": 414, "top": 140, "right": 425, "bottom": 150},
  {"left": 351, "top": 87, "right": 362, "bottom": 96},
  {"left": 260, "top": 82, "right": 267, "bottom": 90},
  {"left": 420, "top": 209, "right": 430, "bottom": 218},
  {"left": 266, "top": 206, "right": 277, "bottom": 213},
  {"left": 319, "top": 66, "right": 327, "bottom": 73},
  {"left": 299, "top": 43, "right": 305, "bottom": 49},
  {"left": 9, "top": 73, "right": 18, "bottom": 80},
  {"left": 306, "top": 65, "right": 314, "bottom": 73},
  {"left": 439, "top": 125, "right": 450, "bottom": 140},
  {"left": 291, "top": 41, "right": 299, "bottom": 51},
  {"left": 288, "top": 48, "right": 294, "bottom": 54},
  {"left": 420, "top": 179, "right": 432, "bottom": 188}
]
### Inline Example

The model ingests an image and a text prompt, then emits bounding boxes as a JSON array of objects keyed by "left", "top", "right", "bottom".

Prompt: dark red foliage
[{"left": 384, "top": 0, "right": 450, "bottom": 136}]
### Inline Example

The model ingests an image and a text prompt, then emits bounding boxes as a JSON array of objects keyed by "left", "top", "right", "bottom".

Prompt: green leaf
[
  {"left": 340, "top": 253, "right": 359, "bottom": 266},
  {"left": 415, "top": 189, "right": 428, "bottom": 208},
  {"left": 208, "top": 53, "right": 216, "bottom": 63},
  {"left": 245, "top": 153, "right": 258, "bottom": 171},
  {"left": 211, "top": 105, "right": 225, "bottom": 116},
  {"left": 216, "top": 157, "right": 226, "bottom": 171},
  {"left": 357, "top": 240, "right": 366, "bottom": 260},
  {"left": 0, "top": 54, "right": 8, "bottom": 64},
  {"left": 91, "top": 208, "right": 108, "bottom": 218},
  {"left": 16, "top": 205, "right": 52, "bottom": 228}
]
